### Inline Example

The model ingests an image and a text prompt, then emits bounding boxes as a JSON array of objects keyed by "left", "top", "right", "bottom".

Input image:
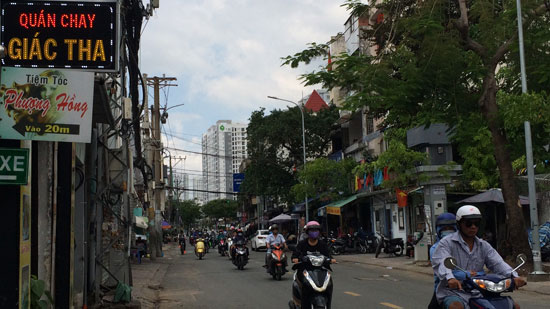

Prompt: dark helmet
[{"left": 271, "top": 224, "right": 279, "bottom": 230}]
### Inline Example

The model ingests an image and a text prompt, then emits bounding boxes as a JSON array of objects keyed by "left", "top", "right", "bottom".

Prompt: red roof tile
[{"left": 304, "top": 90, "right": 329, "bottom": 112}]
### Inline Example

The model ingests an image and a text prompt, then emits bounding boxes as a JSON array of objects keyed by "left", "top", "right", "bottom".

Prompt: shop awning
[{"left": 320, "top": 194, "right": 359, "bottom": 216}]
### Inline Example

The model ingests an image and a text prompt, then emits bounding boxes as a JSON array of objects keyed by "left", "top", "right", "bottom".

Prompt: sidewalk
[
  {"left": 337, "top": 253, "right": 550, "bottom": 296},
  {"left": 130, "top": 249, "right": 172, "bottom": 308}
]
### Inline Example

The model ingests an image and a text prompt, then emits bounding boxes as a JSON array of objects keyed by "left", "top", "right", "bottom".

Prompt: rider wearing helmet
[
  {"left": 231, "top": 228, "right": 248, "bottom": 259},
  {"left": 291, "top": 221, "right": 335, "bottom": 264},
  {"left": 428, "top": 213, "right": 458, "bottom": 309},
  {"left": 264, "top": 224, "right": 288, "bottom": 273},
  {"left": 431, "top": 205, "right": 526, "bottom": 309}
]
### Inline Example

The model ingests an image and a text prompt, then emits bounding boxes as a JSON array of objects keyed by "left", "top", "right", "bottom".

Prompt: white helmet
[{"left": 456, "top": 205, "right": 482, "bottom": 222}]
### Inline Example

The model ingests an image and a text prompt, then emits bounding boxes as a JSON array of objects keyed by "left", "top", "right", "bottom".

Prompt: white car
[{"left": 251, "top": 230, "right": 270, "bottom": 251}]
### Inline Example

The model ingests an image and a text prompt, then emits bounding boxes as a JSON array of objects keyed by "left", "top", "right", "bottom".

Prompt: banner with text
[{"left": 0, "top": 67, "right": 94, "bottom": 143}]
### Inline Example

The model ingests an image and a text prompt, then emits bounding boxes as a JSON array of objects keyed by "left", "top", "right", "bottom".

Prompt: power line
[{"left": 168, "top": 186, "right": 241, "bottom": 195}]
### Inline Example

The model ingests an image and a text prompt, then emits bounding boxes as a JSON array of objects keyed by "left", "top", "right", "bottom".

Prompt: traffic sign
[{"left": 0, "top": 148, "right": 29, "bottom": 185}]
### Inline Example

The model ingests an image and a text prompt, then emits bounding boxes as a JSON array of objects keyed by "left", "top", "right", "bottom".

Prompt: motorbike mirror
[
  {"left": 512, "top": 253, "right": 527, "bottom": 273},
  {"left": 444, "top": 257, "right": 458, "bottom": 270}
]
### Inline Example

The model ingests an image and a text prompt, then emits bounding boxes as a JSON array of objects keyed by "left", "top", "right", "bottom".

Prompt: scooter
[
  {"left": 289, "top": 253, "right": 333, "bottom": 309},
  {"left": 365, "top": 234, "right": 379, "bottom": 253},
  {"left": 443, "top": 254, "right": 526, "bottom": 309},
  {"left": 195, "top": 237, "right": 206, "bottom": 260},
  {"left": 269, "top": 244, "right": 287, "bottom": 281},
  {"left": 232, "top": 241, "right": 249, "bottom": 270},
  {"left": 375, "top": 233, "right": 404, "bottom": 258},
  {"left": 218, "top": 239, "right": 228, "bottom": 256}
]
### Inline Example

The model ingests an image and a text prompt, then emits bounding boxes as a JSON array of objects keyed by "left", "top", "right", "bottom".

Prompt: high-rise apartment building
[{"left": 202, "top": 120, "right": 248, "bottom": 202}]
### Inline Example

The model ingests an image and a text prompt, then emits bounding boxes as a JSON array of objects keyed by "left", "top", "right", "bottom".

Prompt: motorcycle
[
  {"left": 365, "top": 234, "right": 379, "bottom": 254},
  {"left": 374, "top": 233, "right": 404, "bottom": 258},
  {"left": 289, "top": 253, "right": 333, "bottom": 309},
  {"left": 179, "top": 237, "right": 186, "bottom": 255},
  {"left": 195, "top": 237, "right": 206, "bottom": 260},
  {"left": 329, "top": 233, "right": 367, "bottom": 255},
  {"left": 269, "top": 243, "right": 287, "bottom": 280},
  {"left": 443, "top": 254, "right": 526, "bottom": 309},
  {"left": 218, "top": 239, "right": 228, "bottom": 256},
  {"left": 232, "top": 240, "right": 249, "bottom": 270},
  {"left": 189, "top": 235, "right": 196, "bottom": 246}
]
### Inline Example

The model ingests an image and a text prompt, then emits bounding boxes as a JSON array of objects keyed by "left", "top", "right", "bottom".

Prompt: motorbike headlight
[
  {"left": 281, "top": 253, "right": 286, "bottom": 259},
  {"left": 271, "top": 253, "right": 278, "bottom": 259},
  {"left": 473, "top": 279, "right": 512, "bottom": 293}
]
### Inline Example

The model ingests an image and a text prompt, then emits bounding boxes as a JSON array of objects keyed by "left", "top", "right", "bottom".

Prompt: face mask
[
  {"left": 440, "top": 230, "right": 455, "bottom": 238},
  {"left": 308, "top": 230, "right": 320, "bottom": 239}
]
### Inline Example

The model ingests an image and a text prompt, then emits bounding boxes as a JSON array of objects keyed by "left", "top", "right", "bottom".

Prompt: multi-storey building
[{"left": 202, "top": 120, "right": 248, "bottom": 202}]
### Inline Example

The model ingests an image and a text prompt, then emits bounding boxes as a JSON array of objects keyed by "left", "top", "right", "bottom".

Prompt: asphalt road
[{"left": 156, "top": 242, "right": 550, "bottom": 309}]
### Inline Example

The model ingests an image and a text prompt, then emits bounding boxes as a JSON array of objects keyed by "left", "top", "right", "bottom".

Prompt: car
[{"left": 251, "top": 229, "right": 270, "bottom": 251}]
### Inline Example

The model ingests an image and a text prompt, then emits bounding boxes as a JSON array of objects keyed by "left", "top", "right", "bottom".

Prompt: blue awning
[{"left": 292, "top": 198, "right": 315, "bottom": 213}]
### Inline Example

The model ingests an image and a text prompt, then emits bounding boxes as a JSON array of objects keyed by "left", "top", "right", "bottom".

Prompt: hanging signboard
[
  {"left": 1, "top": 0, "right": 119, "bottom": 71},
  {"left": 0, "top": 67, "right": 94, "bottom": 143}
]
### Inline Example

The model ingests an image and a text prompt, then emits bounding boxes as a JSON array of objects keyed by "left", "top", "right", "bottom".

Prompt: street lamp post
[{"left": 267, "top": 96, "right": 309, "bottom": 222}]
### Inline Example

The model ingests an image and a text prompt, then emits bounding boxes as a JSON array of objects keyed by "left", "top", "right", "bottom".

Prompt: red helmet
[{"left": 230, "top": 226, "right": 235, "bottom": 230}]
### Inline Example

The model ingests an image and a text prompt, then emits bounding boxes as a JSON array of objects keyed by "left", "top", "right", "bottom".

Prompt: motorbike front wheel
[
  {"left": 393, "top": 244, "right": 404, "bottom": 257},
  {"left": 330, "top": 245, "right": 341, "bottom": 256},
  {"left": 359, "top": 244, "right": 367, "bottom": 254},
  {"left": 375, "top": 242, "right": 383, "bottom": 258}
]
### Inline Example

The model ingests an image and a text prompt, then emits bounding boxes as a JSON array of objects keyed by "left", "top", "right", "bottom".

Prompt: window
[{"left": 366, "top": 116, "right": 374, "bottom": 135}]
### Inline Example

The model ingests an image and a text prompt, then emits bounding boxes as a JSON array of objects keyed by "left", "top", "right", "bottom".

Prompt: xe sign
[
  {"left": 0, "top": 148, "right": 29, "bottom": 185},
  {"left": 1, "top": 0, "right": 119, "bottom": 71}
]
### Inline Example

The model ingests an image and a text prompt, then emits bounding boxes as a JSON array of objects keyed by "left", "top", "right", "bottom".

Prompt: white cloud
[{"left": 142, "top": 0, "right": 350, "bottom": 173}]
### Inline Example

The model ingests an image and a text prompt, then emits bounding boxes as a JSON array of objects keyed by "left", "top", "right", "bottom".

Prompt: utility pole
[{"left": 147, "top": 76, "right": 177, "bottom": 257}]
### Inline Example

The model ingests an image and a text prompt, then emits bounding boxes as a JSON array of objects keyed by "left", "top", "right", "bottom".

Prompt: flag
[
  {"left": 396, "top": 188, "right": 408, "bottom": 207},
  {"left": 355, "top": 176, "right": 360, "bottom": 191},
  {"left": 374, "top": 169, "right": 383, "bottom": 186},
  {"left": 363, "top": 173, "right": 367, "bottom": 189},
  {"left": 328, "top": 50, "right": 332, "bottom": 71},
  {"left": 366, "top": 173, "right": 373, "bottom": 186},
  {"left": 383, "top": 166, "right": 390, "bottom": 181}
]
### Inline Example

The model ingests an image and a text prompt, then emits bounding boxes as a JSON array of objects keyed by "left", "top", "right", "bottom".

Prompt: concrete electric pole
[{"left": 146, "top": 75, "right": 177, "bottom": 258}]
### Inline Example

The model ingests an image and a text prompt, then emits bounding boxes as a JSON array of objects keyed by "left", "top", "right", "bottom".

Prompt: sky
[{"left": 139, "top": 0, "right": 351, "bottom": 183}]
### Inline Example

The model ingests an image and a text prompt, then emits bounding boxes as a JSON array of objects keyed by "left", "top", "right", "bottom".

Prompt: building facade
[{"left": 202, "top": 120, "right": 248, "bottom": 202}]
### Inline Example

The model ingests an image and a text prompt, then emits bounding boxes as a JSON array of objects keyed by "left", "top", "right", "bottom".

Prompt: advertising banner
[
  {"left": 0, "top": 67, "right": 94, "bottom": 143},
  {"left": 1, "top": 0, "right": 119, "bottom": 71}
]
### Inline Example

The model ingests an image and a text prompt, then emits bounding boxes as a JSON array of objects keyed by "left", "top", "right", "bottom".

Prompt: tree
[
  {"left": 241, "top": 105, "right": 340, "bottom": 203},
  {"left": 174, "top": 200, "right": 202, "bottom": 228},
  {"left": 202, "top": 199, "right": 239, "bottom": 221},
  {"left": 283, "top": 0, "right": 550, "bottom": 258},
  {"left": 292, "top": 158, "right": 357, "bottom": 202}
]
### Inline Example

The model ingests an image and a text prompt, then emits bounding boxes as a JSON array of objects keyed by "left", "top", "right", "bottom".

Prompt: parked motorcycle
[
  {"left": 218, "top": 239, "right": 228, "bottom": 256},
  {"left": 329, "top": 233, "right": 367, "bottom": 255},
  {"left": 443, "top": 254, "right": 526, "bottom": 308},
  {"left": 195, "top": 237, "right": 206, "bottom": 260},
  {"left": 365, "top": 234, "right": 379, "bottom": 254},
  {"left": 374, "top": 233, "right": 404, "bottom": 258},
  {"left": 232, "top": 240, "right": 249, "bottom": 270},
  {"left": 289, "top": 253, "right": 333, "bottom": 309},
  {"left": 269, "top": 243, "right": 287, "bottom": 280}
]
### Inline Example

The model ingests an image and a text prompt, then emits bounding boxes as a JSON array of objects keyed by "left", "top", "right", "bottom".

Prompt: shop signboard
[
  {"left": 326, "top": 207, "right": 341, "bottom": 216},
  {"left": 1, "top": 0, "right": 119, "bottom": 71},
  {"left": 0, "top": 67, "right": 94, "bottom": 143}
]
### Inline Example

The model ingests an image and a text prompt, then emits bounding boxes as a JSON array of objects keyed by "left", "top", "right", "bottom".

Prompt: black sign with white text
[{"left": 1, "top": 1, "right": 118, "bottom": 71}]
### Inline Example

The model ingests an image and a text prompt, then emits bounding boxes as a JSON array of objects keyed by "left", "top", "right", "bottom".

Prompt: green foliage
[
  {"left": 241, "top": 105, "right": 339, "bottom": 203},
  {"left": 174, "top": 200, "right": 202, "bottom": 227},
  {"left": 353, "top": 140, "right": 428, "bottom": 188},
  {"left": 291, "top": 158, "right": 357, "bottom": 202},
  {"left": 202, "top": 199, "right": 239, "bottom": 220},
  {"left": 30, "top": 275, "right": 54, "bottom": 309},
  {"left": 282, "top": 0, "right": 550, "bottom": 191}
]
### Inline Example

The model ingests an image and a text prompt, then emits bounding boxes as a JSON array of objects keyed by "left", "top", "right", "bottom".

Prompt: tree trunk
[{"left": 479, "top": 69, "right": 532, "bottom": 259}]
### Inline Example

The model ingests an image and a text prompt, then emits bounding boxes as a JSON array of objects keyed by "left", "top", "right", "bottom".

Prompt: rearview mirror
[
  {"left": 444, "top": 257, "right": 458, "bottom": 270},
  {"left": 516, "top": 253, "right": 527, "bottom": 264}
]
